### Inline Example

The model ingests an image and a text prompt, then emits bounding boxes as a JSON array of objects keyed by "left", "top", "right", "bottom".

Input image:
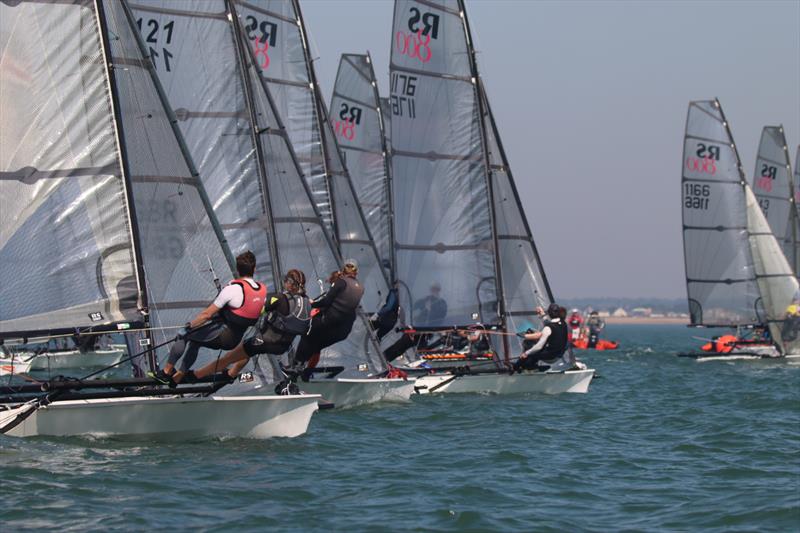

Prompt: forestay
[
  {"left": 681, "top": 99, "right": 761, "bottom": 326},
  {"left": 0, "top": 0, "right": 140, "bottom": 336},
  {"left": 752, "top": 126, "right": 795, "bottom": 275},
  {"left": 330, "top": 53, "right": 395, "bottom": 280},
  {"left": 132, "top": 0, "right": 386, "bottom": 377},
  {"left": 233, "top": 0, "right": 391, "bottom": 314},
  {"left": 389, "top": 0, "right": 498, "bottom": 328},
  {"left": 745, "top": 187, "right": 800, "bottom": 355}
]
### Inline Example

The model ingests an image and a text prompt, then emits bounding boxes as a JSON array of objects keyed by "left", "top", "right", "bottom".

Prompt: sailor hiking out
[
  {"left": 513, "top": 303, "right": 569, "bottom": 373},
  {"left": 151, "top": 251, "right": 266, "bottom": 385},
  {"left": 192, "top": 269, "right": 311, "bottom": 381},
  {"left": 292, "top": 259, "right": 364, "bottom": 373}
]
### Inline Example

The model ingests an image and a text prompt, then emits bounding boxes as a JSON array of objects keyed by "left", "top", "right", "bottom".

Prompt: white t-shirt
[{"left": 213, "top": 278, "right": 259, "bottom": 309}]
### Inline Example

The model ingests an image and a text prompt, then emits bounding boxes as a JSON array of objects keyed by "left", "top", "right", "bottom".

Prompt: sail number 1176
[{"left": 684, "top": 183, "right": 710, "bottom": 210}]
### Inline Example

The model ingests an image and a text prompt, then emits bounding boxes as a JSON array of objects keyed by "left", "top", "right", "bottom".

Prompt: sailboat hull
[
  {"left": 298, "top": 378, "right": 414, "bottom": 408},
  {"left": 1, "top": 395, "right": 320, "bottom": 439},
  {"left": 413, "top": 369, "right": 595, "bottom": 395},
  {"left": 0, "top": 358, "right": 32, "bottom": 376},
  {"left": 26, "top": 348, "right": 126, "bottom": 371}
]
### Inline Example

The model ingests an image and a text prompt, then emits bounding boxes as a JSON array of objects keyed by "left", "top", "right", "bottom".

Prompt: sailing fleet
[{"left": 0, "top": 0, "right": 796, "bottom": 440}]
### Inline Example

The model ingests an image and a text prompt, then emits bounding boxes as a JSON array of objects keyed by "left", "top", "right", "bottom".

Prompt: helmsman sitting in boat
[
  {"left": 512, "top": 304, "right": 569, "bottom": 373},
  {"left": 191, "top": 269, "right": 311, "bottom": 383},
  {"left": 151, "top": 251, "right": 266, "bottom": 385}
]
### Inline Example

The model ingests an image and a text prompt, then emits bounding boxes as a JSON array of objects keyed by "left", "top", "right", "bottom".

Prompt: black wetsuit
[
  {"left": 294, "top": 276, "right": 364, "bottom": 364},
  {"left": 370, "top": 288, "right": 400, "bottom": 340}
]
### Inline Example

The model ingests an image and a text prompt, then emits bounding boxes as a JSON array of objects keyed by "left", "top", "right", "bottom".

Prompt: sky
[{"left": 300, "top": 0, "right": 800, "bottom": 299}]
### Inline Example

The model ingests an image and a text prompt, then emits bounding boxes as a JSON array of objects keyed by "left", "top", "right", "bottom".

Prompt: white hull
[
  {"left": 683, "top": 344, "right": 784, "bottom": 361},
  {"left": 1, "top": 394, "right": 320, "bottom": 439},
  {"left": 27, "top": 348, "right": 126, "bottom": 371},
  {"left": 298, "top": 378, "right": 415, "bottom": 408},
  {"left": 413, "top": 369, "right": 595, "bottom": 395}
]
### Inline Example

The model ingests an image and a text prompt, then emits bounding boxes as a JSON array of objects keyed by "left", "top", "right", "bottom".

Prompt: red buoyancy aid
[{"left": 221, "top": 279, "right": 267, "bottom": 329}]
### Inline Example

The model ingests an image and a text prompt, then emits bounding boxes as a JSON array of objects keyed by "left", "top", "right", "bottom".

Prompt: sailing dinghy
[
  {"left": 0, "top": 0, "right": 320, "bottom": 438},
  {"left": 388, "top": 0, "right": 594, "bottom": 394},
  {"left": 752, "top": 126, "right": 799, "bottom": 278},
  {"left": 129, "top": 0, "right": 412, "bottom": 408},
  {"left": 679, "top": 99, "right": 800, "bottom": 360}
]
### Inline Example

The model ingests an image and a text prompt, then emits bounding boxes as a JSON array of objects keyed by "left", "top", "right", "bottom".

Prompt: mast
[
  {"left": 291, "top": 0, "right": 340, "bottom": 247},
  {"left": 226, "top": 0, "right": 282, "bottom": 284},
  {"left": 366, "top": 51, "right": 398, "bottom": 283},
  {"left": 95, "top": 0, "right": 154, "bottom": 368},
  {"left": 119, "top": 0, "right": 236, "bottom": 277},
  {"left": 458, "top": 0, "right": 509, "bottom": 360}
]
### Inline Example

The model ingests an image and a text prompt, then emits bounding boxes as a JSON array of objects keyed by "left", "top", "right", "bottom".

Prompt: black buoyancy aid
[
  {"left": 329, "top": 276, "right": 364, "bottom": 317},
  {"left": 221, "top": 279, "right": 267, "bottom": 330},
  {"left": 541, "top": 319, "right": 568, "bottom": 357},
  {"left": 265, "top": 292, "right": 310, "bottom": 335}
]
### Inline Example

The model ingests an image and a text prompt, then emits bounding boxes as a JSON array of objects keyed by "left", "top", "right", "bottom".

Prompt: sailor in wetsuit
[
  {"left": 192, "top": 269, "right": 310, "bottom": 381},
  {"left": 370, "top": 281, "right": 400, "bottom": 340},
  {"left": 152, "top": 251, "right": 266, "bottom": 385},
  {"left": 512, "top": 303, "right": 568, "bottom": 373},
  {"left": 292, "top": 259, "right": 365, "bottom": 371}
]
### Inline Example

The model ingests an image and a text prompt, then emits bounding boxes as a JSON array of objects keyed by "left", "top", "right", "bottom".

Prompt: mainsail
[
  {"left": 682, "top": 99, "right": 799, "bottom": 354},
  {"left": 788, "top": 145, "right": 800, "bottom": 276},
  {"left": 330, "top": 53, "right": 396, "bottom": 280},
  {"left": 682, "top": 99, "right": 762, "bottom": 326},
  {"left": 389, "top": 0, "right": 552, "bottom": 356},
  {"left": 130, "top": 0, "right": 386, "bottom": 376},
  {"left": 752, "top": 126, "right": 797, "bottom": 276},
  {"left": 0, "top": 0, "right": 233, "bottom": 367},
  {"left": 233, "top": 1, "right": 391, "bottom": 314}
]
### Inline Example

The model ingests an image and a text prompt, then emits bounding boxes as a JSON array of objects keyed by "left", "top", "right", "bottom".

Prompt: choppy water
[{"left": 1, "top": 325, "right": 798, "bottom": 532}]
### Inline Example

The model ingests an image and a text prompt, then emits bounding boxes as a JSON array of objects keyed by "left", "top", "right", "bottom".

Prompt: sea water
[{"left": 1, "top": 325, "right": 798, "bottom": 531}]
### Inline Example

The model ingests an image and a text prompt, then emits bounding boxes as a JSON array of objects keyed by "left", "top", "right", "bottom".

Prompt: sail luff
[
  {"left": 119, "top": 0, "right": 236, "bottom": 278},
  {"left": 226, "top": 0, "right": 282, "bottom": 284},
  {"left": 367, "top": 51, "right": 399, "bottom": 283},
  {"left": 290, "top": 0, "right": 338, "bottom": 241}
]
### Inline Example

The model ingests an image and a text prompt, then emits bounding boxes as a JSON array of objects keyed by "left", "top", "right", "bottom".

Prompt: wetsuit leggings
[
  {"left": 167, "top": 322, "right": 242, "bottom": 372},
  {"left": 294, "top": 313, "right": 355, "bottom": 365},
  {"left": 383, "top": 334, "right": 415, "bottom": 362}
]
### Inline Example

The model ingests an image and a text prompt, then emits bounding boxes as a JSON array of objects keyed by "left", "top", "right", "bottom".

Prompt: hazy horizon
[{"left": 301, "top": 0, "right": 800, "bottom": 300}]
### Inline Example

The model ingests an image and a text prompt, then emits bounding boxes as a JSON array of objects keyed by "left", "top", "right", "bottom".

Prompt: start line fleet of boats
[
  {"left": 1, "top": 1, "right": 797, "bottom": 441},
  {"left": 0, "top": 0, "right": 593, "bottom": 440}
]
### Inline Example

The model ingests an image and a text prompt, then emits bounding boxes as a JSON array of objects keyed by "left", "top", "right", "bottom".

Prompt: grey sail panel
[
  {"left": 0, "top": 1, "right": 140, "bottom": 335},
  {"left": 130, "top": 0, "right": 275, "bottom": 288},
  {"left": 481, "top": 82, "right": 552, "bottom": 348},
  {"left": 236, "top": 23, "right": 386, "bottom": 376},
  {"left": 681, "top": 99, "right": 761, "bottom": 326},
  {"left": 390, "top": 0, "right": 498, "bottom": 328},
  {"left": 752, "top": 126, "right": 792, "bottom": 267},
  {"left": 102, "top": 0, "right": 233, "bottom": 352},
  {"left": 331, "top": 54, "right": 394, "bottom": 279},
  {"left": 745, "top": 186, "right": 800, "bottom": 355},
  {"left": 233, "top": 0, "right": 333, "bottom": 231}
]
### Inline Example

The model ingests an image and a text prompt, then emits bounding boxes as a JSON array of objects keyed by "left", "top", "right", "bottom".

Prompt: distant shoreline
[{"left": 605, "top": 316, "right": 689, "bottom": 325}]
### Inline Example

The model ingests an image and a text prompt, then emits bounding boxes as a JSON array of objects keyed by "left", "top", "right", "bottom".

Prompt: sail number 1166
[{"left": 684, "top": 183, "right": 710, "bottom": 210}]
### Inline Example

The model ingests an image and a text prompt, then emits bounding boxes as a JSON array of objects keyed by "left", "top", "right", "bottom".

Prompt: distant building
[
  {"left": 598, "top": 311, "right": 611, "bottom": 318},
  {"left": 631, "top": 307, "right": 652, "bottom": 317},
  {"left": 612, "top": 307, "right": 628, "bottom": 317}
]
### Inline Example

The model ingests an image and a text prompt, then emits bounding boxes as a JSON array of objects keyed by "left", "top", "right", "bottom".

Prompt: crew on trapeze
[
  {"left": 190, "top": 269, "right": 311, "bottom": 382},
  {"left": 782, "top": 296, "right": 800, "bottom": 342},
  {"left": 150, "top": 251, "right": 266, "bottom": 385},
  {"left": 513, "top": 303, "right": 572, "bottom": 373}
]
